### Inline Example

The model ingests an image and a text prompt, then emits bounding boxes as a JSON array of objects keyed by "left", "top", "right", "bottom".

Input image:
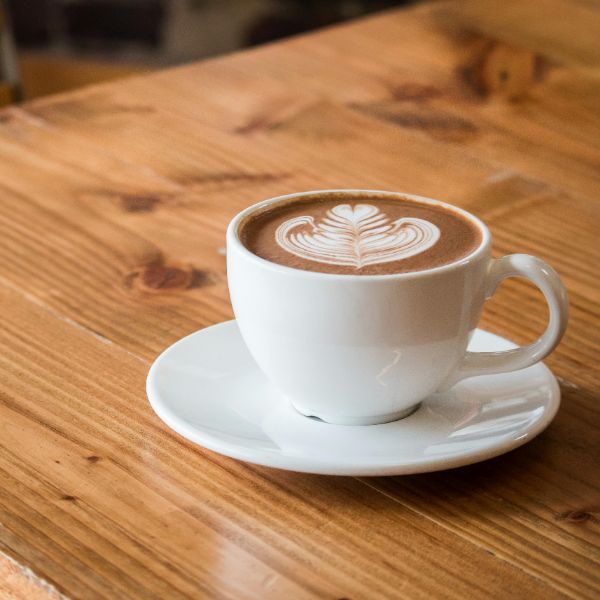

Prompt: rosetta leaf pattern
[{"left": 275, "top": 204, "right": 440, "bottom": 268}]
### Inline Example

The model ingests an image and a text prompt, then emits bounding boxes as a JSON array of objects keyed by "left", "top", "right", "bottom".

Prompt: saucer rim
[{"left": 147, "top": 321, "right": 560, "bottom": 476}]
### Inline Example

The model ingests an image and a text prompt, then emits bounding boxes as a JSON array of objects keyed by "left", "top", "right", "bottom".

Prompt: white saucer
[{"left": 147, "top": 321, "right": 560, "bottom": 476}]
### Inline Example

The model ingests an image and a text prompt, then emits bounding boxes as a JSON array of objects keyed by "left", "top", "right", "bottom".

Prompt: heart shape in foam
[{"left": 275, "top": 203, "right": 440, "bottom": 268}]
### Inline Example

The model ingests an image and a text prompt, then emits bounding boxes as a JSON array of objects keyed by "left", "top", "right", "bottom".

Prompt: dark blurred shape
[
  {"left": 247, "top": 0, "right": 412, "bottom": 46},
  {"left": 64, "top": 0, "right": 166, "bottom": 48},
  {"left": 3, "top": 0, "right": 412, "bottom": 103},
  {"left": 6, "top": 0, "right": 52, "bottom": 46},
  {"left": 7, "top": 0, "right": 166, "bottom": 49},
  {"left": 0, "top": 0, "right": 22, "bottom": 104},
  {"left": 8, "top": 0, "right": 410, "bottom": 53}
]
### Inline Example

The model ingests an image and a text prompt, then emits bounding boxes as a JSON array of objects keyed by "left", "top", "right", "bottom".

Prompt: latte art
[
  {"left": 241, "top": 193, "right": 482, "bottom": 275},
  {"left": 275, "top": 204, "right": 440, "bottom": 268}
]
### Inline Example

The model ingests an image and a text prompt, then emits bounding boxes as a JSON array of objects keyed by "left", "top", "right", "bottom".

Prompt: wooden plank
[
  {"left": 0, "top": 103, "right": 596, "bottom": 387},
  {"left": 0, "top": 97, "right": 500, "bottom": 362},
  {"left": 36, "top": 3, "right": 597, "bottom": 195},
  {"left": 0, "top": 285, "right": 567, "bottom": 599},
  {"left": 0, "top": 1, "right": 598, "bottom": 597}
]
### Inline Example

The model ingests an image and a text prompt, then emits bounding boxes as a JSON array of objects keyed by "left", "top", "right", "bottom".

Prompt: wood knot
[
  {"left": 61, "top": 495, "right": 77, "bottom": 502},
  {"left": 143, "top": 265, "right": 193, "bottom": 290},
  {"left": 458, "top": 41, "right": 538, "bottom": 101},
  {"left": 556, "top": 510, "right": 592, "bottom": 524},
  {"left": 126, "top": 259, "right": 211, "bottom": 293},
  {"left": 86, "top": 455, "right": 101, "bottom": 463},
  {"left": 120, "top": 194, "right": 161, "bottom": 213},
  {"left": 79, "top": 189, "right": 170, "bottom": 213}
]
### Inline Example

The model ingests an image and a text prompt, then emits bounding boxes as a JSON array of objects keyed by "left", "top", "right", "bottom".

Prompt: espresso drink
[{"left": 240, "top": 192, "right": 482, "bottom": 275}]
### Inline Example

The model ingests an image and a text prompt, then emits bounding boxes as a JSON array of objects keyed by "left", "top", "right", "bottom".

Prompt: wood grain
[{"left": 0, "top": 1, "right": 598, "bottom": 598}]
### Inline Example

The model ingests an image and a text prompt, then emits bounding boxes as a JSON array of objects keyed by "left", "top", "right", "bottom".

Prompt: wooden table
[{"left": 0, "top": 1, "right": 598, "bottom": 598}]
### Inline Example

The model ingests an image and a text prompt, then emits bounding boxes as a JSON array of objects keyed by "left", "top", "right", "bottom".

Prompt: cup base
[{"left": 290, "top": 401, "right": 421, "bottom": 426}]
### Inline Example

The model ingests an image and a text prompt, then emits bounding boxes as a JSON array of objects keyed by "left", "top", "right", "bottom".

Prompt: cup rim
[{"left": 227, "top": 189, "right": 491, "bottom": 281}]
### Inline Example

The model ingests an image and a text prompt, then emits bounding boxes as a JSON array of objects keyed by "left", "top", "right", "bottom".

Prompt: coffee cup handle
[{"left": 442, "top": 254, "right": 568, "bottom": 389}]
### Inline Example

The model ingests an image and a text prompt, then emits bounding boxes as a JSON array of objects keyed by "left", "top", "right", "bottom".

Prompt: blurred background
[{"left": 0, "top": 0, "right": 414, "bottom": 104}]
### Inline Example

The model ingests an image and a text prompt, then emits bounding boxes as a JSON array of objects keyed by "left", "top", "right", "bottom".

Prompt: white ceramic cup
[{"left": 227, "top": 190, "right": 568, "bottom": 425}]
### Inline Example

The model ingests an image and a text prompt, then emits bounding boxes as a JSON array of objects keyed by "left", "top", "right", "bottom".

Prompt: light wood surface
[
  {"left": 0, "top": 1, "right": 598, "bottom": 598},
  {"left": 18, "top": 54, "right": 147, "bottom": 100}
]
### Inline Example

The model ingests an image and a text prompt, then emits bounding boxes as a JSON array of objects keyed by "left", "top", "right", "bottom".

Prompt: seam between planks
[{"left": 0, "top": 545, "right": 69, "bottom": 600}]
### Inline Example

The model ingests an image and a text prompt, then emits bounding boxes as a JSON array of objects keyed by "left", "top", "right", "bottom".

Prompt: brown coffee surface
[{"left": 240, "top": 192, "right": 482, "bottom": 275}]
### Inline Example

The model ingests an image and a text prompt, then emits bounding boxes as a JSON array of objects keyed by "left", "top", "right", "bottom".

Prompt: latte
[{"left": 239, "top": 192, "right": 482, "bottom": 275}]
